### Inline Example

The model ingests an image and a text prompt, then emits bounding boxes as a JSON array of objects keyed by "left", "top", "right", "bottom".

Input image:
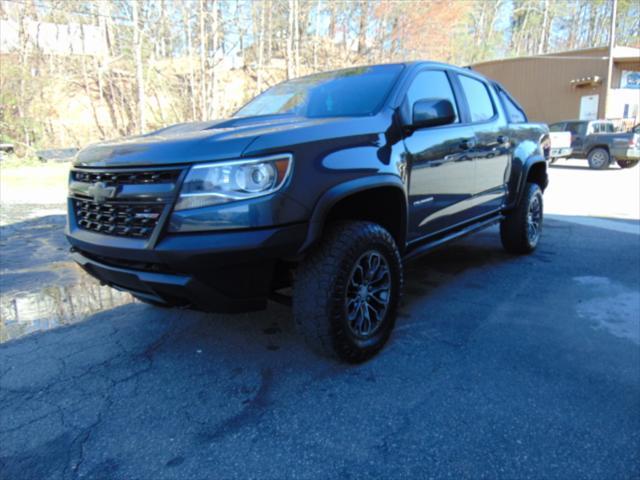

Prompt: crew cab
[
  {"left": 66, "top": 62, "right": 549, "bottom": 362},
  {"left": 549, "top": 119, "right": 639, "bottom": 169}
]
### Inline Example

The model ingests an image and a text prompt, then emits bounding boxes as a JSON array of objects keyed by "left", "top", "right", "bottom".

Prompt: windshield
[{"left": 235, "top": 64, "right": 404, "bottom": 119}]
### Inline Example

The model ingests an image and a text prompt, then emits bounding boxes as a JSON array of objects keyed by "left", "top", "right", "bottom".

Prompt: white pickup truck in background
[{"left": 548, "top": 130, "right": 572, "bottom": 163}]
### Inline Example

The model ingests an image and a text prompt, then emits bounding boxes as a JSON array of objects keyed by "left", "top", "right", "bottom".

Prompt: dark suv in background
[{"left": 67, "top": 62, "right": 549, "bottom": 362}]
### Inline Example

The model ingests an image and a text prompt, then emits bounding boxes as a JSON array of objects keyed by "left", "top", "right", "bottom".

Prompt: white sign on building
[
  {"left": 0, "top": 19, "right": 107, "bottom": 56},
  {"left": 620, "top": 71, "right": 640, "bottom": 89}
]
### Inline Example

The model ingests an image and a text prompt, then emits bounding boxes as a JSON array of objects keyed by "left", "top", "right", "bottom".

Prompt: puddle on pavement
[
  {"left": 574, "top": 276, "right": 640, "bottom": 345},
  {"left": 0, "top": 276, "right": 135, "bottom": 343}
]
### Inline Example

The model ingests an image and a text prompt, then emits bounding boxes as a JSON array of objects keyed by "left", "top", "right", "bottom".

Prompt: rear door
[
  {"left": 454, "top": 73, "right": 510, "bottom": 217},
  {"left": 402, "top": 68, "right": 477, "bottom": 240}
]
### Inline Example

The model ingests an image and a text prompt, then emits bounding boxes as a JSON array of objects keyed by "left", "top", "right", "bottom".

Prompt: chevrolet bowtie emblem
[{"left": 87, "top": 181, "right": 117, "bottom": 203}]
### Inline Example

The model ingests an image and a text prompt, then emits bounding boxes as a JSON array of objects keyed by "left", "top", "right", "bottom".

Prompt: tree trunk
[
  {"left": 287, "top": 0, "right": 294, "bottom": 79},
  {"left": 257, "top": 0, "right": 266, "bottom": 92},
  {"left": 357, "top": 0, "right": 369, "bottom": 55},
  {"left": 199, "top": 0, "right": 207, "bottom": 120},
  {"left": 208, "top": 0, "right": 219, "bottom": 119},
  {"left": 132, "top": 0, "right": 146, "bottom": 133},
  {"left": 294, "top": 0, "right": 300, "bottom": 77},
  {"left": 538, "top": 0, "right": 550, "bottom": 54}
]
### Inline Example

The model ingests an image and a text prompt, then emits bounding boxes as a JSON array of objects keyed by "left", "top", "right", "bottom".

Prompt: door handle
[{"left": 460, "top": 138, "right": 476, "bottom": 150}]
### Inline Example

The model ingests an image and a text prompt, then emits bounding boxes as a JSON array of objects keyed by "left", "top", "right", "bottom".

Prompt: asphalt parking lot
[{"left": 1, "top": 161, "right": 639, "bottom": 479}]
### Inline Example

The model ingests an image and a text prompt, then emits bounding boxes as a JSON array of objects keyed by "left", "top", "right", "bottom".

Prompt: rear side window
[
  {"left": 565, "top": 122, "right": 587, "bottom": 136},
  {"left": 498, "top": 90, "right": 526, "bottom": 123},
  {"left": 458, "top": 75, "right": 495, "bottom": 122},
  {"left": 406, "top": 70, "right": 459, "bottom": 123},
  {"left": 590, "top": 122, "right": 614, "bottom": 134}
]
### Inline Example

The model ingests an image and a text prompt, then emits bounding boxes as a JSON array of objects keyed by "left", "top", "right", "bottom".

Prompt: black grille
[
  {"left": 74, "top": 199, "right": 164, "bottom": 238},
  {"left": 72, "top": 170, "right": 180, "bottom": 185}
]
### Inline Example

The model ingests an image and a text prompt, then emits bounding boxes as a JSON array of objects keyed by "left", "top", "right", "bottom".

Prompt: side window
[
  {"left": 458, "top": 75, "right": 496, "bottom": 122},
  {"left": 498, "top": 90, "right": 526, "bottom": 123},
  {"left": 549, "top": 123, "right": 565, "bottom": 132},
  {"left": 406, "top": 70, "right": 459, "bottom": 123},
  {"left": 566, "top": 122, "right": 587, "bottom": 136}
]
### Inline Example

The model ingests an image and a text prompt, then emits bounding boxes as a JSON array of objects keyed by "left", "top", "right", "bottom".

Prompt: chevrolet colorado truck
[
  {"left": 549, "top": 119, "right": 640, "bottom": 169},
  {"left": 66, "top": 62, "right": 549, "bottom": 362}
]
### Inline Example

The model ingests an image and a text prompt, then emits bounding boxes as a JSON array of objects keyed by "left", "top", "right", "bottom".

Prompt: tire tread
[{"left": 292, "top": 221, "right": 403, "bottom": 362}]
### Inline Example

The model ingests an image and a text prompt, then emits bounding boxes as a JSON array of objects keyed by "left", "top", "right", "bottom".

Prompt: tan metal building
[{"left": 473, "top": 46, "right": 640, "bottom": 127}]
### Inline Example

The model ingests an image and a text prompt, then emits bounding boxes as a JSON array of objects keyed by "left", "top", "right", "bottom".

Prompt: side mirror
[{"left": 411, "top": 99, "right": 456, "bottom": 130}]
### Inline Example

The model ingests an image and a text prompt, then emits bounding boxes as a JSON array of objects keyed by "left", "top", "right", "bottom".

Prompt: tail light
[
  {"left": 541, "top": 136, "right": 551, "bottom": 160},
  {"left": 629, "top": 135, "right": 638, "bottom": 147}
]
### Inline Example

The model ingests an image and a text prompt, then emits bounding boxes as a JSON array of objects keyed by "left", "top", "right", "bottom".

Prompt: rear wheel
[
  {"left": 587, "top": 148, "right": 610, "bottom": 170},
  {"left": 500, "top": 182, "right": 543, "bottom": 254},
  {"left": 617, "top": 159, "right": 639, "bottom": 169},
  {"left": 293, "top": 221, "right": 403, "bottom": 363}
]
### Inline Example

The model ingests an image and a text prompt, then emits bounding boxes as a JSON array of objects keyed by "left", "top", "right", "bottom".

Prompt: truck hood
[{"left": 73, "top": 114, "right": 390, "bottom": 168}]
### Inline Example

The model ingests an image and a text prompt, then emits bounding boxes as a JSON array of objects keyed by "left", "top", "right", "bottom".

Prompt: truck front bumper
[{"left": 66, "top": 223, "right": 308, "bottom": 312}]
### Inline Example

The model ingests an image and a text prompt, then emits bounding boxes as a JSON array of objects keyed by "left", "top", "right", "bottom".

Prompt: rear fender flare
[{"left": 506, "top": 154, "right": 548, "bottom": 210}]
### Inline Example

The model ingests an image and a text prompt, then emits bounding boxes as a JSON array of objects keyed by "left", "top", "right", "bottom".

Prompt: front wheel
[
  {"left": 618, "top": 159, "right": 639, "bottom": 169},
  {"left": 587, "top": 148, "right": 610, "bottom": 170},
  {"left": 500, "top": 182, "right": 543, "bottom": 254},
  {"left": 293, "top": 221, "right": 403, "bottom": 363}
]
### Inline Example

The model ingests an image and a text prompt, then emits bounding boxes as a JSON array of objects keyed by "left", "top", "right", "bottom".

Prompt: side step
[{"left": 403, "top": 214, "right": 503, "bottom": 263}]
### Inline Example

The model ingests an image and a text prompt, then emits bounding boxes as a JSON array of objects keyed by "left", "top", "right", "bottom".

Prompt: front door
[
  {"left": 565, "top": 121, "right": 588, "bottom": 156},
  {"left": 403, "top": 69, "right": 477, "bottom": 241}
]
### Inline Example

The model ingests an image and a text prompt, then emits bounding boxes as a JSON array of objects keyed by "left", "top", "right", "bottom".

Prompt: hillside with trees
[{"left": 1, "top": 0, "right": 638, "bottom": 153}]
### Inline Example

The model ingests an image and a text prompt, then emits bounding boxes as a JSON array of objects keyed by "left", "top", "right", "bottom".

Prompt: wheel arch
[
  {"left": 298, "top": 175, "right": 408, "bottom": 254},
  {"left": 506, "top": 155, "right": 548, "bottom": 210},
  {"left": 587, "top": 144, "right": 610, "bottom": 155}
]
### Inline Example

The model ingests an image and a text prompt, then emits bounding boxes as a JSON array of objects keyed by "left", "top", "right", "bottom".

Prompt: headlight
[{"left": 175, "top": 154, "right": 293, "bottom": 210}]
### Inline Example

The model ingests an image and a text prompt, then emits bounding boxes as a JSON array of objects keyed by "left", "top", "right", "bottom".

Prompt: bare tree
[{"left": 131, "top": 0, "right": 145, "bottom": 133}]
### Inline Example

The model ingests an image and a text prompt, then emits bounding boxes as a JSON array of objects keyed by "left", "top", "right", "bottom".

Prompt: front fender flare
[{"left": 298, "top": 174, "right": 407, "bottom": 253}]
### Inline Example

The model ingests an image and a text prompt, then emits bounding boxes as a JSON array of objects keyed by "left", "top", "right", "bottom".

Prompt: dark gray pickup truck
[
  {"left": 549, "top": 120, "right": 640, "bottom": 169},
  {"left": 67, "top": 62, "right": 550, "bottom": 362}
]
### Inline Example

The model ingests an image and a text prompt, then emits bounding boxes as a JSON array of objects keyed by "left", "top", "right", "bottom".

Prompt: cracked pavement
[{"left": 1, "top": 197, "right": 640, "bottom": 478}]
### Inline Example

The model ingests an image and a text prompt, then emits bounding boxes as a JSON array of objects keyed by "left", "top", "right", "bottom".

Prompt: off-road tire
[
  {"left": 500, "top": 182, "right": 543, "bottom": 254},
  {"left": 617, "top": 159, "right": 639, "bottom": 169},
  {"left": 587, "top": 147, "right": 610, "bottom": 170},
  {"left": 293, "top": 221, "right": 403, "bottom": 363}
]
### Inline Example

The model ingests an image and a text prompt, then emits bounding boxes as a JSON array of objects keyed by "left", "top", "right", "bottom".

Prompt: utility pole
[{"left": 605, "top": 0, "right": 617, "bottom": 120}]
